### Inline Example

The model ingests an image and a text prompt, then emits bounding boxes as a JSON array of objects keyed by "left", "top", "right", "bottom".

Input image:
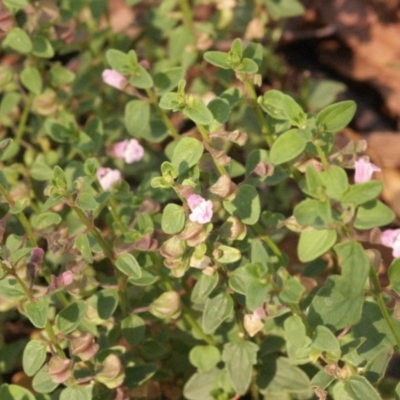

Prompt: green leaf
[
  {"left": 171, "top": 137, "right": 204, "bottom": 175},
  {"left": 161, "top": 204, "right": 185, "bottom": 234},
  {"left": 128, "top": 269, "right": 159, "bottom": 286},
  {"left": 60, "top": 386, "right": 92, "bottom": 400},
  {"left": 354, "top": 200, "right": 395, "bottom": 229},
  {"left": 223, "top": 184, "right": 260, "bottom": 225},
  {"left": 316, "top": 100, "right": 357, "bottom": 133},
  {"left": 124, "top": 363, "right": 158, "bottom": 389},
  {"left": 129, "top": 65, "right": 153, "bottom": 89},
  {"left": 0, "top": 92, "right": 21, "bottom": 116},
  {"left": 154, "top": 67, "right": 184, "bottom": 95},
  {"left": 94, "top": 289, "right": 119, "bottom": 320},
  {"left": 23, "top": 340, "right": 47, "bottom": 377},
  {"left": 32, "top": 365, "right": 58, "bottom": 393},
  {"left": 31, "top": 36, "right": 55, "bottom": 58},
  {"left": 259, "top": 90, "right": 306, "bottom": 127},
  {"left": 270, "top": 129, "right": 308, "bottom": 165},
  {"left": 308, "top": 276, "right": 364, "bottom": 330},
  {"left": 298, "top": 229, "right": 337, "bottom": 262},
  {"left": 25, "top": 297, "right": 49, "bottom": 328},
  {"left": 3, "top": 0, "right": 29, "bottom": 13},
  {"left": 311, "top": 325, "right": 340, "bottom": 355},
  {"left": 183, "top": 369, "right": 220, "bottom": 400},
  {"left": 344, "top": 376, "right": 381, "bottom": 400},
  {"left": 76, "top": 191, "right": 99, "bottom": 211},
  {"left": 33, "top": 212, "right": 62, "bottom": 230},
  {"left": 279, "top": 276, "right": 305, "bottom": 304},
  {"left": 191, "top": 273, "right": 219, "bottom": 303},
  {"left": 284, "top": 315, "right": 310, "bottom": 349},
  {"left": 124, "top": 100, "right": 150, "bottom": 138},
  {"left": 352, "top": 301, "right": 396, "bottom": 362},
  {"left": 294, "top": 199, "right": 332, "bottom": 228},
  {"left": 222, "top": 341, "right": 259, "bottom": 395},
  {"left": 115, "top": 253, "right": 142, "bottom": 279},
  {"left": 2, "top": 28, "right": 32, "bottom": 54},
  {"left": 190, "top": 345, "right": 221, "bottom": 372},
  {"left": 50, "top": 65, "right": 76, "bottom": 87},
  {"left": 243, "top": 42, "right": 263, "bottom": 69},
  {"left": 265, "top": 0, "right": 305, "bottom": 19},
  {"left": 320, "top": 166, "right": 349, "bottom": 200},
  {"left": 341, "top": 181, "right": 383, "bottom": 207},
  {"left": 207, "top": 97, "right": 230, "bottom": 132},
  {"left": 184, "top": 98, "right": 214, "bottom": 125},
  {"left": 334, "top": 241, "right": 369, "bottom": 294},
  {"left": 106, "top": 49, "right": 137, "bottom": 75},
  {"left": 257, "top": 357, "right": 312, "bottom": 396},
  {"left": 238, "top": 58, "right": 258, "bottom": 73},
  {"left": 0, "top": 384, "right": 35, "bottom": 400},
  {"left": 389, "top": 259, "right": 400, "bottom": 295},
  {"left": 75, "top": 234, "right": 93, "bottom": 263},
  {"left": 202, "top": 293, "right": 234, "bottom": 334},
  {"left": 56, "top": 300, "right": 88, "bottom": 334},
  {"left": 20, "top": 67, "right": 42, "bottom": 94},
  {"left": 45, "top": 120, "right": 77, "bottom": 143},
  {"left": 121, "top": 314, "right": 145, "bottom": 346},
  {"left": 204, "top": 51, "right": 230, "bottom": 69},
  {"left": 0, "top": 278, "right": 26, "bottom": 299}
]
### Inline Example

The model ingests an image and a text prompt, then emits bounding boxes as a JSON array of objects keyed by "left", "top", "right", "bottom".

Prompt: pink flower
[
  {"left": 354, "top": 158, "right": 381, "bottom": 183},
  {"left": 381, "top": 229, "right": 400, "bottom": 258},
  {"left": 96, "top": 167, "right": 122, "bottom": 190},
  {"left": 102, "top": 69, "right": 128, "bottom": 90},
  {"left": 187, "top": 194, "right": 213, "bottom": 224},
  {"left": 113, "top": 139, "right": 144, "bottom": 163}
]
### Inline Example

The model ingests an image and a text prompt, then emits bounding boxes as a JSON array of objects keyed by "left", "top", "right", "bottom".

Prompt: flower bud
[
  {"left": 243, "top": 314, "right": 264, "bottom": 337},
  {"left": 96, "top": 354, "right": 125, "bottom": 389},
  {"left": 209, "top": 174, "right": 237, "bottom": 199},
  {"left": 163, "top": 257, "right": 190, "bottom": 278},
  {"left": 102, "top": 69, "right": 128, "bottom": 90},
  {"left": 47, "top": 355, "right": 73, "bottom": 384},
  {"left": 70, "top": 332, "right": 99, "bottom": 361},
  {"left": 32, "top": 88, "right": 58, "bottom": 116},
  {"left": 220, "top": 216, "right": 247, "bottom": 240},
  {"left": 159, "top": 236, "right": 186, "bottom": 259},
  {"left": 149, "top": 291, "right": 181, "bottom": 319},
  {"left": 96, "top": 167, "right": 122, "bottom": 190},
  {"left": 179, "top": 220, "right": 209, "bottom": 247}
]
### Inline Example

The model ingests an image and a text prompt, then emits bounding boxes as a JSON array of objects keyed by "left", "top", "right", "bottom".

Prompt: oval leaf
[
  {"left": 298, "top": 229, "right": 337, "bottom": 262},
  {"left": 316, "top": 100, "right": 357, "bottom": 133}
]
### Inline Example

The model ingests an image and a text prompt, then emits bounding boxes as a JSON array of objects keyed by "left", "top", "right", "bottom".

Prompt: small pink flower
[
  {"left": 113, "top": 139, "right": 144, "bottom": 163},
  {"left": 102, "top": 69, "right": 128, "bottom": 90},
  {"left": 96, "top": 167, "right": 122, "bottom": 190},
  {"left": 252, "top": 306, "right": 267, "bottom": 320},
  {"left": 381, "top": 229, "right": 400, "bottom": 258},
  {"left": 354, "top": 158, "right": 381, "bottom": 183},
  {"left": 187, "top": 194, "right": 213, "bottom": 224}
]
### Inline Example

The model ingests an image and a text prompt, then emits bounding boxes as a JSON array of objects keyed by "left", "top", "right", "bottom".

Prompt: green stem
[
  {"left": 243, "top": 79, "right": 273, "bottom": 147},
  {"left": 253, "top": 223, "right": 285, "bottom": 265},
  {"left": 370, "top": 267, "right": 400, "bottom": 352},
  {"left": 314, "top": 142, "right": 330, "bottom": 170},
  {"left": 72, "top": 205, "right": 115, "bottom": 260},
  {"left": 145, "top": 89, "right": 180, "bottom": 139},
  {"left": 16, "top": 93, "right": 33, "bottom": 142},
  {"left": 197, "top": 124, "right": 226, "bottom": 176},
  {"left": 5, "top": 264, "right": 66, "bottom": 357},
  {"left": 179, "top": 0, "right": 194, "bottom": 31},
  {"left": 71, "top": 204, "right": 129, "bottom": 316},
  {"left": 107, "top": 196, "right": 127, "bottom": 234}
]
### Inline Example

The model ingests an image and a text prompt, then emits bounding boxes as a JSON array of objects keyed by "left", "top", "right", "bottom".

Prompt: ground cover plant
[{"left": 1, "top": 0, "right": 400, "bottom": 399}]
